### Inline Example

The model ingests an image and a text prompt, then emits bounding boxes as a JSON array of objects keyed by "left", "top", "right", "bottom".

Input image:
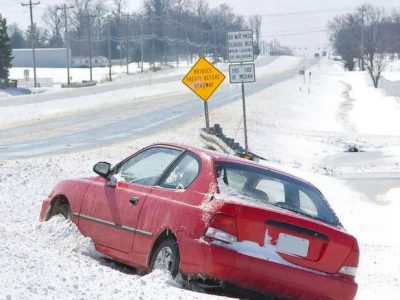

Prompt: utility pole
[
  {"left": 140, "top": 15, "right": 144, "bottom": 72},
  {"left": 126, "top": 13, "right": 130, "bottom": 74},
  {"left": 88, "top": 22, "right": 93, "bottom": 81},
  {"left": 107, "top": 14, "right": 112, "bottom": 81},
  {"left": 83, "top": 14, "right": 95, "bottom": 81},
  {"left": 56, "top": 4, "right": 73, "bottom": 85},
  {"left": 360, "top": 6, "right": 365, "bottom": 71},
  {"left": 21, "top": 0, "right": 40, "bottom": 88}
]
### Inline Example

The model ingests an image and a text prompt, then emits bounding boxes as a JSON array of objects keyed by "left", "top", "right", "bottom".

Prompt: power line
[
  {"left": 260, "top": 29, "right": 328, "bottom": 38},
  {"left": 245, "top": 7, "right": 355, "bottom": 18}
]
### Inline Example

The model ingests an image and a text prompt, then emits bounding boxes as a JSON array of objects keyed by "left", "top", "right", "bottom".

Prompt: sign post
[
  {"left": 228, "top": 30, "right": 255, "bottom": 154},
  {"left": 182, "top": 57, "right": 225, "bottom": 130}
]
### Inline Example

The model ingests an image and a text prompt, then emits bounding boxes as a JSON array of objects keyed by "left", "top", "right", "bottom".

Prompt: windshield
[{"left": 215, "top": 162, "right": 340, "bottom": 227}]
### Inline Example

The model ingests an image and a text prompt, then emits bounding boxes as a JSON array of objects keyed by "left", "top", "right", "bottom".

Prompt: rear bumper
[
  {"left": 180, "top": 238, "right": 357, "bottom": 300},
  {"left": 39, "top": 198, "right": 51, "bottom": 222}
]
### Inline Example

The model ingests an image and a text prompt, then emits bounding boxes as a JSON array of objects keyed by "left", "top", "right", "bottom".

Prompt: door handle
[{"left": 129, "top": 197, "right": 139, "bottom": 206}]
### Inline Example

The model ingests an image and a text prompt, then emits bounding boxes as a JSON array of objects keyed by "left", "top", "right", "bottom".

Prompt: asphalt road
[{"left": 0, "top": 57, "right": 310, "bottom": 159}]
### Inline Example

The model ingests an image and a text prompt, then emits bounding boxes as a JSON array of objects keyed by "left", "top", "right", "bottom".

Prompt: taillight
[
  {"left": 338, "top": 240, "right": 359, "bottom": 278},
  {"left": 205, "top": 213, "right": 238, "bottom": 243}
]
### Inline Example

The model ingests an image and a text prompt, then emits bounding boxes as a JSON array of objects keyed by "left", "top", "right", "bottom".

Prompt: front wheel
[
  {"left": 46, "top": 198, "right": 71, "bottom": 221},
  {"left": 150, "top": 239, "right": 180, "bottom": 278}
]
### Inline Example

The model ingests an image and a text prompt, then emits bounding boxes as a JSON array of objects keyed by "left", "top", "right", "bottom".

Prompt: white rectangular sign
[
  {"left": 227, "top": 30, "right": 254, "bottom": 63},
  {"left": 229, "top": 64, "right": 256, "bottom": 84}
]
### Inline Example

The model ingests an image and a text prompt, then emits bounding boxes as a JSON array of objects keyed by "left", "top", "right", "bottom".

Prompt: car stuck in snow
[{"left": 39, "top": 143, "right": 359, "bottom": 299}]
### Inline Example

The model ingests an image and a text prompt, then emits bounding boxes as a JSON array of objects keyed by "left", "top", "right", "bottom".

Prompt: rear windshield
[{"left": 215, "top": 162, "right": 340, "bottom": 227}]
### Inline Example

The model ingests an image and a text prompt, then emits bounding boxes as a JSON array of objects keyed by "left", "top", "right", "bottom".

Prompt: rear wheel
[{"left": 150, "top": 239, "right": 180, "bottom": 278}]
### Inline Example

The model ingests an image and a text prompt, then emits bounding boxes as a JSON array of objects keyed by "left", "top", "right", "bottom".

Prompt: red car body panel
[{"left": 39, "top": 143, "right": 359, "bottom": 300}]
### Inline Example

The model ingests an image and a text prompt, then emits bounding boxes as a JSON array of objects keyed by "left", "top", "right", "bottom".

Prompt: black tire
[{"left": 150, "top": 239, "right": 180, "bottom": 278}]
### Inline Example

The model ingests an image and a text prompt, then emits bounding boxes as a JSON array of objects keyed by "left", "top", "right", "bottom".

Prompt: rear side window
[
  {"left": 256, "top": 179, "right": 285, "bottom": 203},
  {"left": 160, "top": 154, "right": 200, "bottom": 189},
  {"left": 216, "top": 163, "right": 340, "bottom": 227},
  {"left": 115, "top": 147, "right": 182, "bottom": 186}
]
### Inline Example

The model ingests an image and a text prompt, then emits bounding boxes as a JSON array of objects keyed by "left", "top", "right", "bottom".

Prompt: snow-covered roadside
[
  {"left": 342, "top": 71, "right": 400, "bottom": 136},
  {"left": 1, "top": 57, "right": 400, "bottom": 299}
]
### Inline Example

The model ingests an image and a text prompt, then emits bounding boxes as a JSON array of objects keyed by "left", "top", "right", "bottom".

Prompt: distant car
[{"left": 39, "top": 143, "right": 359, "bottom": 300}]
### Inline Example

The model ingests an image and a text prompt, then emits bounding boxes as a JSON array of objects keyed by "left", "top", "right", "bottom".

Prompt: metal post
[
  {"left": 126, "top": 12, "right": 130, "bottom": 74},
  {"left": 204, "top": 101, "right": 210, "bottom": 131},
  {"left": 241, "top": 81, "right": 249, "bottom": 154},
  {"left": 108, "top": 15, "right": 112, "bottom": 81},
  {"left": 140, "top": 15, "right": 144, "bottom": 72},
  {"left": 21, "top": 0, "right": 40, "bottom": 88}
]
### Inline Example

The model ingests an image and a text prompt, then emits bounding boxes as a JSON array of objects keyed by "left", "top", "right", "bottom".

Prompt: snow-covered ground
[{"left": 1, "top": 57, "right": 400, "bottom": 299}]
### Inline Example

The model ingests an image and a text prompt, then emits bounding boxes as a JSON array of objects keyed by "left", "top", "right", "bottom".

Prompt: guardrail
[{"left": 200, "top": 124, "right": 266, "bottom": 161}]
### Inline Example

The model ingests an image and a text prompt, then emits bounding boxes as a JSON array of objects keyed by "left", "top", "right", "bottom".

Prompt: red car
[{"left": 39, "top": 143, "right": 359, "bottom": 299}]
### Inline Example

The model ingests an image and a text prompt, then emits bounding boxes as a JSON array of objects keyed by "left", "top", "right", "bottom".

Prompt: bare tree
[
  {"left": 249, "top": 15, "right": 262, "bottom": 55},
  {"left": 111, "top": 0, "right": 126, "bottom": 37},
  {"left": 8, "top": 23, "right": 27, "bottom": 48},
  {"left": 360, "top": 5, "right": 386, "bottom": 87},
  {"left": 93, "top": 1, "right": 108, "bottom": 38},
  {"left": 42, "top": 5, "right": 64, "bottom": 47},
  {"left": 365, "top": 53, "right": 388, "bottom": 88}
]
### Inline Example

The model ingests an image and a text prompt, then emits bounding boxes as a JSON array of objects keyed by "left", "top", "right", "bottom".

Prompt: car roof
[{"left": 151, "top": 142, "right": 317, "bottom": 190}]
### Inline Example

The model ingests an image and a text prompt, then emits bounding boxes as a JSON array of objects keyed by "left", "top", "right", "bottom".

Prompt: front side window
[
  {"left": 216, "top": 162, "right": 340, "bottom": 227},
  {"left": 115, "top": 147, "right": 182, "bottom": 186},
  {"left": 159, "top": 154, "right": 200, "bottom": 189}
]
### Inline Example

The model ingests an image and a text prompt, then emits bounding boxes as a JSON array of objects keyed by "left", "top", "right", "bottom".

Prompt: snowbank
[{"left": 342, "top": 71, "right": 400, "bottom": 136}]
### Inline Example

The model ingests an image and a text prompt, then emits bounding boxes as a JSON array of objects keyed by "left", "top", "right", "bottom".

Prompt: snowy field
[
  {"left": 1, "top": 57, "right": 400, "bottom": 299},
  {"left": 8, "top": 62, "right": 187, "bottom": 85}
]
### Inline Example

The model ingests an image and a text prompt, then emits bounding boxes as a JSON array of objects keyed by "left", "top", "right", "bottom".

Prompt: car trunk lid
[{"left": 221, "top": 202, "right": 356, "bottom": 274}]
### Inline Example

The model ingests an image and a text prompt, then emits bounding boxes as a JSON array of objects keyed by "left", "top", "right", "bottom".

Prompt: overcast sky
[{"left": 2, "top": 0, "right": 400, "bottom": 51}]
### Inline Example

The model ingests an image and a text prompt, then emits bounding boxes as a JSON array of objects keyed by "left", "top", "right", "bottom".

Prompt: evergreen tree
[{"left": 0, "top": 14, "right": 12, "bottom": 82}]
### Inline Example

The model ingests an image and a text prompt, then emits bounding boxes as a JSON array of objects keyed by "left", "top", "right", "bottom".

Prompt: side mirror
[{"left": 93, "top": 162, "right": 111, "bottom": 178}]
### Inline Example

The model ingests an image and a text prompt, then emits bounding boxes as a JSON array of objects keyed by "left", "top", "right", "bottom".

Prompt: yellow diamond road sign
[{"left": 182, "top": 57, "right": 225, "bottom": 102}]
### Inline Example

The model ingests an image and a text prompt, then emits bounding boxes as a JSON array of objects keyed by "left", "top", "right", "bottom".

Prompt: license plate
[{"left": 276, "top": 233, "right": 309, "bottom": 257}]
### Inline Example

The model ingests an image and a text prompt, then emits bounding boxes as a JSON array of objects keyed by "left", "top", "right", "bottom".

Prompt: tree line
[
  {"left": 329, "top": 5, "right": 400, "bottom": 87},
  {"left": 8, "top": 0, "right": 263, "bottom": 66}
]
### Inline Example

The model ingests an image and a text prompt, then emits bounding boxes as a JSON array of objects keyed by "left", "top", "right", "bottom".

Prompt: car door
[
  {"left": 132, "top": 152, "right": 202, "bottom": 260},
  {"left": 79, "top": 146, "right": 183, "bottom": 254}
]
